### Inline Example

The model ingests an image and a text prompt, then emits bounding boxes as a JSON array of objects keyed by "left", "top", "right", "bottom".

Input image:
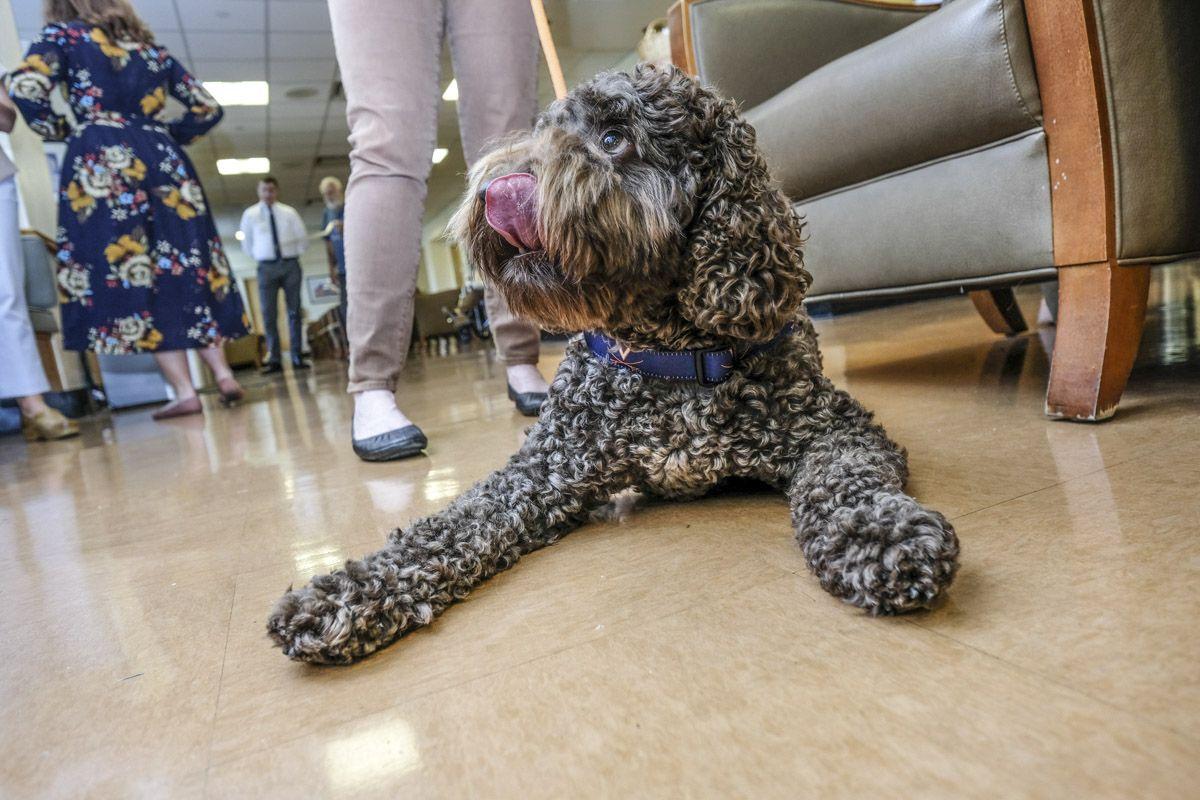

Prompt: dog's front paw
[
  {"left": 266, "top": 553, "right": 438, "bottom": 664},
  {"left": 799, "top": 494, "right": 959, "bottom": 615}
]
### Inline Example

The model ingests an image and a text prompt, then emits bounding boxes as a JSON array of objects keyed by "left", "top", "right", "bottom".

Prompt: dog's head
[{"left": 449, "top": 64, "right": 809, "bottom": 345}]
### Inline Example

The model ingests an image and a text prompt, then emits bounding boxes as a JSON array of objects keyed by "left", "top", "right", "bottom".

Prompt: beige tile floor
[{"left": 2, "top": 267, "right": 1199, "bottom": 799}]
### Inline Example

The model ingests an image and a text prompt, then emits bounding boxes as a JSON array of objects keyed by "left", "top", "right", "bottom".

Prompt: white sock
[
  {"left": 506, "top": 364, "right": 549, "bottom": 394},
  {"left": 353, "top": 389, "right": 414, "bottom": 440}
]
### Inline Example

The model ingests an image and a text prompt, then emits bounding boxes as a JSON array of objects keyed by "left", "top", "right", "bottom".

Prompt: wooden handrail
[{"left": 530, "top": 0, "right": 567, "bottom": 100}]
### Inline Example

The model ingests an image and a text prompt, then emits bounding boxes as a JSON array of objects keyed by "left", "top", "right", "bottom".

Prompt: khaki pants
[{"left": 330, "top": 0, "right": 542, "bottom": 393}]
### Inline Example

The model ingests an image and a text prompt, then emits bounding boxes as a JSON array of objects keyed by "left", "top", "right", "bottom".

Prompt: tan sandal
[{"left": 21, "top": 407, "right": 80, "bottom": 441}]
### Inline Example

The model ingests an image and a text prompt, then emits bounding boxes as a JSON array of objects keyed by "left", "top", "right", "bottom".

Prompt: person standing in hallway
[
  {"left": 319, "top": 175, "right": 347, "bottom": 343},
  {"left": 240, "top": 176, "right": 309, "bottom": 374},
  {"left": 331, "top": 0, "right": 550, "bottom": 462},
  {"left": 0, "top": 87, "right": 77, "bottom": 441},
  {"left": 7, "top": 1, "right": 248, "bottom": 422}
]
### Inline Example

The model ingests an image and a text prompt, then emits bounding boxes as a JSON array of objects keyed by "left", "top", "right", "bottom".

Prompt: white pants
[{"left": 0, "top": 176, "right": 50, "bottom": 400}]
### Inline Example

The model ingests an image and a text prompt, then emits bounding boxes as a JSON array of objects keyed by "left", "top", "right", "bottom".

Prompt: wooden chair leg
[
  {"left": 970, "top": 287, "right": 1029, "bottom": 336},
  {"left": 1045, "top": 262, "right": 1150, "bottom": 421}
]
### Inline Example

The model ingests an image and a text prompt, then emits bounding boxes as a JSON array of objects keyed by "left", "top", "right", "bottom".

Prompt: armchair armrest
[{"left": 669, "top": 0, "right": 938, "bottom": 109}]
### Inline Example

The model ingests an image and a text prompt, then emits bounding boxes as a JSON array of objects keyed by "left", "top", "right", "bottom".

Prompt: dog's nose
[{"left": 477, "top": 180, "right": 491, "bottom": 202}]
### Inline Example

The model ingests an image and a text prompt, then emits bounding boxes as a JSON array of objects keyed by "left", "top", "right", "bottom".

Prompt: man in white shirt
[{"left": 240, "top": 176, "right": 309, "bottom": 373}]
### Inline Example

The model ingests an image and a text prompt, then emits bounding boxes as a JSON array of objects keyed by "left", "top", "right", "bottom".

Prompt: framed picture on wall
[{"left": 305, "top": 274, "right": 340, "bottom": 303}]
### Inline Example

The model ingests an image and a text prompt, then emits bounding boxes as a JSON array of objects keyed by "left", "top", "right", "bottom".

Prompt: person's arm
[
  {"left": 321, "top": 208, "right": 338, "bottom": 278},
  {"left": 290, "top": 206, "right": 310, "bottom": 254},
  {"left": 239, "top": 208, "right": 255, "bottom": 259},
  {"left": 5, "top": 25, "right": 71, "bottom": 141},
  {"left": 164, "top": 52, "right": 223, "bottom": 144},
  {"left": 325, "top": 240, "right": 339, "bottom": 283},
  {"left": 0, "top": 91, "right": 17, "bottom": 133}
]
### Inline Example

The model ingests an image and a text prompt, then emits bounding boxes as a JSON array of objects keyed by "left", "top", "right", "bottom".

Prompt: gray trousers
[{"left": 257, "top": 257, "right": 303, "bottom": 364}]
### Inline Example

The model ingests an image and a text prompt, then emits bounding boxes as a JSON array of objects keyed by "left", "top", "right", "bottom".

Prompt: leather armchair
[{"left": 668, "top": 0, "right": 1200, "bottom": 420}]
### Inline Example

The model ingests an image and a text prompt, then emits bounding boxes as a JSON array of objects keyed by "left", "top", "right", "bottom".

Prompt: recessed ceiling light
[
  {"left": 234, "top": 230, "right": 245, "bottom": 241},
  {"left": 442, "top": 79, "right": 458, "bottom": 102},
  {"left": 217, "top": 157, "right": 271, "bottom": 175},
  {"left": 431, "top": 148, "right": 448, "bottom": 165},
  {"left": 205, "top": 81, "right": 269, "bottom": 106}
]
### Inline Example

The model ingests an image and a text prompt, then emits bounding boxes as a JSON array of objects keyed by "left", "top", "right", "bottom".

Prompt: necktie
[{"left": 268, "top": 205, "right": 282, "bottom": 261}]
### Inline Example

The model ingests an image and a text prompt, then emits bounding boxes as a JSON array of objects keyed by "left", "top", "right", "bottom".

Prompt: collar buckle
[{"left": 693, "top": 346, "right": 730, "bottom": 387}]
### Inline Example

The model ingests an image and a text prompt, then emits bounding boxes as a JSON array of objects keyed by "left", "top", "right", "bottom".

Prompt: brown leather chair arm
[{"left": 669, "top": 0, "right": 937, "bottom": 109}]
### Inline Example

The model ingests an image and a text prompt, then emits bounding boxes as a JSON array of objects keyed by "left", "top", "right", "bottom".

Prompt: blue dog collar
[{"left": 583, "top": 323, "right": 797, "bottom": 386}]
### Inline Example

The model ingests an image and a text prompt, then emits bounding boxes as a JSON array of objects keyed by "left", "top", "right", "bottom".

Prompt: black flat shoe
[
  {"left": 291, "top": 359, "right": 311, "bottom": 370},
  {"left": 507, "top": 383, "right": 547, "bottom": 417},
  {"left": 260, "top": 362, "right": 283, "bottom": 375},
  {"left": 352, "top": 422, "right": 428, "bottom": 462}
]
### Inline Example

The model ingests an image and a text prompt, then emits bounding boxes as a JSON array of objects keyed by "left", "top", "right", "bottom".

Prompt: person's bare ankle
[
  {"left": 17, "top": 395, "right": 49, "bottom": 419},
  {"left": 353, "top": 389, "right": 414, "bottom": 440},
  {"left": 506, "top": 364, "right": 548, "bottom": 394}
]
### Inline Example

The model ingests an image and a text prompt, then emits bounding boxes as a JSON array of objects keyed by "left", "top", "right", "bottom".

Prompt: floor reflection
[{"left": 2, "top": 262, "right": 1199, "bottom": 798}]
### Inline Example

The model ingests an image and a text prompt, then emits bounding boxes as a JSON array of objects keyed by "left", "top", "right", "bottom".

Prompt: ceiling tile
[
  {"left": 9, "top": 0, "right": 177, "bottom": 30},
  {"left": 262, "top": 142, "right": 315, "bottom": 160},
  {"left": 178, "top": 0, "right": 266, "bottom": 32},
  {"left": 323, "top": 106, "right": 348, "bottom": 128},
  {"left": 266, "top": 0, "right": 330, "bottom": 32},
  {"left": 267, "top": 58, "right": 339, "bottom": 82},
  {"left": 269, "top": 117, "right": 324, "bottom": 135},
  {"left": 192, "top": 59, "right": 268, "bottom": 82},
  {"left": 153, "top": 29, "right": 189, "bottom": 58},
  {"left": 268, "top": 32, "right": 335, "bottom": 60},
  {"left": 184, "top": 31, "right": 266, "bottom": 61},
  {"left": 217, "top": 107, "right": 269, "bottom": 131},
  {"left": 319, "top": 131, "right": 349, "bottom": 152},
  {"left": 269, "top": 131, "right": 321, "bottom": 149},
  {"left": 210, "top": 135, "right": 270, "bottom": 157},
  {"left": 134, "top": 0, "right": 182, "bottom": 30},
  {"left": 272, "top": 80, "right": 334, "bottom": 101},
  {"left": 268, "top": 104, "right": 327, "bottom": 122}
]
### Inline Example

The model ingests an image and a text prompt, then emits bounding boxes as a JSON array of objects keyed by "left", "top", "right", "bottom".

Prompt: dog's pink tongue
[{"left": 484, "top": 172, "right": 542, "bottom": 251}]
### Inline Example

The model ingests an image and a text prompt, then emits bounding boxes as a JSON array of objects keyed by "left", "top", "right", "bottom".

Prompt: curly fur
[{"left": 267, "top": 65, "right": 959, "bottom": 665}]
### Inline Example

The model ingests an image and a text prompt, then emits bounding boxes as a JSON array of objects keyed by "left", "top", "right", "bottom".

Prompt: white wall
[{"left": 420, "top": 203, "right": 460, "bottom": 294}]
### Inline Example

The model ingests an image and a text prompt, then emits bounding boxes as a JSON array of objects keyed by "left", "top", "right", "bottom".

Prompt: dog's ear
[{"left": 677, "top": 85, "right": 810, "bottom": 341}]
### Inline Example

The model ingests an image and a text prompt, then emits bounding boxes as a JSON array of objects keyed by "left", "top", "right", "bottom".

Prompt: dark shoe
[
  {"left": 261, "top": 362, "right": 283, "bottom": 375},
  {"left": 152, "top": 396, "right": 203, "bottom": 420},
  {"left": 291, "top": 358, "right": 311, "bottom": 370},
  {"left": 507, "top": 383, "right": 547, "bottom": 417},
  {"left": 352, "top": 422, "right": 428, "bottom": 462},
  {"left": 217, "top": 377, "right": 245, "bottom": 406}
]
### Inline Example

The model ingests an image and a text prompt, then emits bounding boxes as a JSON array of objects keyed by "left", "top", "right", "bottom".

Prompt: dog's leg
[
  {"left": 268, "top": 444, "right": 624, "bottom": 664},
  {"left": 786, "top": 425, "right": 959, "bottom": 615}
]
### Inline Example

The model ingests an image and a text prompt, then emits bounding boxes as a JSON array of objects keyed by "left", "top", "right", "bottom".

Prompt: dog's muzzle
[{"left": 483, "top": 172, "right": 542, "bottom": 252}]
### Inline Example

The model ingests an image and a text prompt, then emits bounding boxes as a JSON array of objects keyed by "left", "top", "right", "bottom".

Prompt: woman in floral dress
[{"left": 6, "top": 0, "right": 249, "bottom": 419}]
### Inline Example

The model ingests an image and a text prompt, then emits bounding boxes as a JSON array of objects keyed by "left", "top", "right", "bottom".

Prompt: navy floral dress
[{"left": 7, "top": 22, "right": 248, "bottom": 354}]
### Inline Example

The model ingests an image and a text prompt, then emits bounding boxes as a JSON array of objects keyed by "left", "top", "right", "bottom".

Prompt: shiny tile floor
[{"left": 3, "top": 266, "right": 1199, "bottom": 799}]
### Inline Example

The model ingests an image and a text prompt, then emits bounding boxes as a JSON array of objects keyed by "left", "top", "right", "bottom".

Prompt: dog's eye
[{"left": 600, "top": 130, "right": 625, "bottom": 152}]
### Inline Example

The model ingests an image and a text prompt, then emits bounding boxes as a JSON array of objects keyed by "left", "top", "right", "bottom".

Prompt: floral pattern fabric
[{"left": 7, "top": 22, "right": 248, "bottom": 353}]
